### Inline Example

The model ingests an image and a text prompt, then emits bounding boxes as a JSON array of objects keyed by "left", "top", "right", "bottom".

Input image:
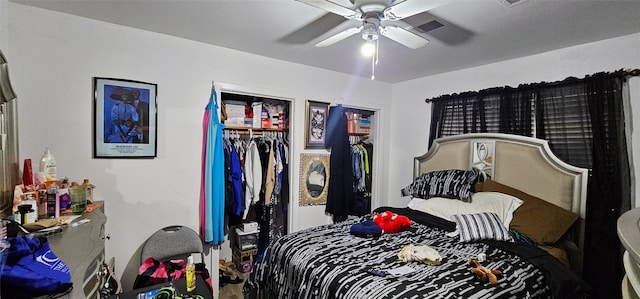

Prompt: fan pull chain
[
  {"left": 371, "top": 39, "right": 379, "bottom": 80},
  {"left": 371, "top": 54, "right": 375, "bottom": 80},
  {"left": 375, "top": 38, "right": 379, "bottom": 65}
]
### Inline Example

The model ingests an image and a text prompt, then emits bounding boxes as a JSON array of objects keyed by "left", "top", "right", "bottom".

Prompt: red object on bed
[{"left": 372, "top": 210, "right": 411, "bottom": 234}]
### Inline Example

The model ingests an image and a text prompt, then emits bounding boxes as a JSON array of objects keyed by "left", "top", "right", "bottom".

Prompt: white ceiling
[{"left": 10, "top": 0, "right": 640, "bottom": 83}]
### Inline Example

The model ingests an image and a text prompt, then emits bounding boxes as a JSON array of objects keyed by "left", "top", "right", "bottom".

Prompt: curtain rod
[{"left": 424, "top": 68, "right": 640, "bottom": 103}]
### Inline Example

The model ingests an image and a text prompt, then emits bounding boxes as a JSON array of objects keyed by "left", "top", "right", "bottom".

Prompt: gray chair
[{"left": 141, "top": 225, "right": 205, "bottom": 263}]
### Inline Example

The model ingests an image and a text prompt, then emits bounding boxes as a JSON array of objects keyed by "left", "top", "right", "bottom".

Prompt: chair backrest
[{"left": 141, "top": 225, "right": 204, "bottom": 262}]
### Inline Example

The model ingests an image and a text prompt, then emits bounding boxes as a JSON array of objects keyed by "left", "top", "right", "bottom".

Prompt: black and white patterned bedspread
[{"left": 247, "top": 215, "right": 561, "bottom": 299}]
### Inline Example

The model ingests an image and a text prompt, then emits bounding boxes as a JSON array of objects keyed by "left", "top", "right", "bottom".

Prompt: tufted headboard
[{"left": 413, "top": 133, "right": 588, "bottom": 272}]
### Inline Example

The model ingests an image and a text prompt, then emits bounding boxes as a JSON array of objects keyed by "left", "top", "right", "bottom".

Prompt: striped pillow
[
  {"left": 452, "top": 212, "right": 513, "bottom": 242},
  {"left": 400, "top": 168, "right": 481, "bottom": 202}
]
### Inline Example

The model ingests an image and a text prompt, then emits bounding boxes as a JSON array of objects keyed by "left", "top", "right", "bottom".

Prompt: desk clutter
[{"left": 12, "top": 149, "right": 96, "bottom": 225}]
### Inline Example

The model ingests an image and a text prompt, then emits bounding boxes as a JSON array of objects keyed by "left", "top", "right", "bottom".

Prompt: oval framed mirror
[{"left": 299, "top": 153, "right": 330, "bottom": 206}]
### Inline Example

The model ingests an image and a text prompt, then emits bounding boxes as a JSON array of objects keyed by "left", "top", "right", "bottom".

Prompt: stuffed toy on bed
[
  {"left": 350, "top": 211, "right": 412, "bottom": 237},
  {"left": 397, "top": 244, "right": 442, "bottom": 265},
  {"left": 372, "top": 210, "right": 412, "bottom": 234},
  {"left": 468, "top": 259, "right": 503, "bottom": 285}
]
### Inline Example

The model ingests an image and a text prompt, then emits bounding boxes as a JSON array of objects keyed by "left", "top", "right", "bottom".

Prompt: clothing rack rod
[
  {"left": 233, "top": 130, "right": 288, "bottom": 136},
  {"left": 237, "top": 130, "right": 262, "bottom": 135}
]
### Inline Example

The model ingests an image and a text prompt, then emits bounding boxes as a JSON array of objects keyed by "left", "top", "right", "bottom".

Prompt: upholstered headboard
[{"left": 414, "top": 133, "right": 588, "bottom": 271}]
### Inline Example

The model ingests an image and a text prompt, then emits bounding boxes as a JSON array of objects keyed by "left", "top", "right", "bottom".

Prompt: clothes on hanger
[
  {"left": 201, "top": 86, "right": 226, "bottom": 245},
  {"left": 325, "top": 104, "right": 353, "bottom": 223},
  {"left": 243, "top": 139, "right": 262, "bottom": 220},
  {"left": 220, "top": 130, "right": 289, "bottom": 251}
]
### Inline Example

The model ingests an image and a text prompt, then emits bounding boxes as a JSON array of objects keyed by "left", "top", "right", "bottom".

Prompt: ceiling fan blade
[
  {"left": 296, "top": 0, "right": 362, "bottom": 20},
  {"left": 279, "top": 13, "right": 348, "bottom": 45},
  {"left": 384, "top": 0, "right": 453, "bottom": 20},
  {"left": 379, "top": 26, "right": 429, "bottom": 49},
  {"left": 315, "top": 26, "right": 362, "bottom": 47}
]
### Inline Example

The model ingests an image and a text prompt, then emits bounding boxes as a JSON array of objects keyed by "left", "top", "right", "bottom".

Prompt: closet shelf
[{"left": 224, "top": 126, "right": 286, "bottom": 132}]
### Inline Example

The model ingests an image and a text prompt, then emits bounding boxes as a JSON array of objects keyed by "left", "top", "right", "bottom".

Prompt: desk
[
  {"left": 109, "top": 276, "right": 213, "bottom": 299},
  {"left": 51, "top": 202, "right": 107, "bottom": 298}
]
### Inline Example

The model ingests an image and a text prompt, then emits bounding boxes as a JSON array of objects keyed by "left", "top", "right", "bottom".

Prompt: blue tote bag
[{"left": 1, "top": 235, "right": 72, "bottom": 297}]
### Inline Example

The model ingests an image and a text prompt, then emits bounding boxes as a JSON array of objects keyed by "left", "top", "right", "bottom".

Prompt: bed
[{"left": 246, "top": 133, "right": 591, "bottom": 299}]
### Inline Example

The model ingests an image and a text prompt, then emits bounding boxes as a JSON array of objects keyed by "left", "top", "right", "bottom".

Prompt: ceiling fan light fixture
[
  {"left": 361, "top": 41, "right": 375, "bottom": 57},
  {"left": 362, "top": 30, "right": 379, "bottom": 41},
  {"left": 361, "top": 17, "right": 380, "bottom": 41}
]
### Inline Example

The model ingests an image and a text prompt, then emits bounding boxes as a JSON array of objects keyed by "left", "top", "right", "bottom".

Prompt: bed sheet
[{"left": 246, "top": 207, "right": 590, "bottom": 299}]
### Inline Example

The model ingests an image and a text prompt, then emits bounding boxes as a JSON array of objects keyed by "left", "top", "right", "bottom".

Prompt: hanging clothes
[
  {"left": 278, "top": 140, "right": 290, "bottom": 234},
  {"left": 325, "top": 104, "right": 353, "bottom": 222},
  {"left": 361, "top": 142, "right": 373, "bottom": 194},
  {"left": 229, "top": 145, "right": 244, "bottom": 217},
  {"left": 243, "top": 139, "right": 262, "bottom": 220},
  {"left": 223, "top": 134, "right": 246, "bottom": 226},
  {"left": 200, "top": 86, "right": 226, "bottom": 245}
]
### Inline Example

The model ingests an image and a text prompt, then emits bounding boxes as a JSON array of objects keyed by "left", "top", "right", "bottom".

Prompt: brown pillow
[{"left": 475, "top": 180, "right": 579, "bottom": 245}]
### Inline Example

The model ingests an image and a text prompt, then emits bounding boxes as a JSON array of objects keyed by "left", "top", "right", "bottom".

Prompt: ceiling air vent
[
  {"left": 415, "top": 19, "right": 445, "bottom": 34},
  {"left": 499, "top": 0, "right": 529, "bottom": 7}
]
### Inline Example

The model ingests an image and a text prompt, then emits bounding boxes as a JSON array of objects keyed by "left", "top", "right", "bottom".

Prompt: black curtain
[
  {"left": 532, "top": 71, "right": 629, "bottom": 298},
  {"left": 428, "top": 92, "right": 486, "bottom": 146},
  {"left": 427, "top": 70, "right": 631, "bottom": 299},
  {"left": 428, "top": 87, "right": 532, "bottom": 146},
  {"left": 582, "top": 72, "right": 629, "bottom": 299}
]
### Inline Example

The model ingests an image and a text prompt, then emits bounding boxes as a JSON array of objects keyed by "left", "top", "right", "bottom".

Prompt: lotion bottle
[
  {"left": 39, "top": 148, "right": 57, "bottom": 182},
  {"left": 186, "top": 255, "right": 196, "bottom": 292}
]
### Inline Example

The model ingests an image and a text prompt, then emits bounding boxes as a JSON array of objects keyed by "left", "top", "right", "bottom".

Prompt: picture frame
[
  {"left": 93, "top": 77, "right": 158, "bottom": 158},
  {"left": 299, "top": 153, "right": 330, "bottom": 206},
  {"left": 305, "top": 100, "right": 330, "bottom": 149}
]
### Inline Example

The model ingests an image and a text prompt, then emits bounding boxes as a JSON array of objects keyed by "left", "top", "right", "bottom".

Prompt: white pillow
[{"left": 407, "top": 192, "right": 523, "bottom": 229}]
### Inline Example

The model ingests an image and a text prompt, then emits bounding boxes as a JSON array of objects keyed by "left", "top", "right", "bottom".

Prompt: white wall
[
  {"left": 389, "top": 32, "right": 640, "bottom": 208},
  {"left": 6, "top": 3, "right": 392, "bottom": 294},
  {"left": 0, "top": 1, "right": 7, "bottom": 51}
]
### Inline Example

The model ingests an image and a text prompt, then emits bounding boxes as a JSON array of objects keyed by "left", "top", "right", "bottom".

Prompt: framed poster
[
  {"left": 305, "top": 100, "right": 330, "bottom": 149},
  {"left": 299, "top": 153, "right": 330, "bottom": 206},
  {"left": 93, "top": 77, "right": 157, "bottom": 158}
]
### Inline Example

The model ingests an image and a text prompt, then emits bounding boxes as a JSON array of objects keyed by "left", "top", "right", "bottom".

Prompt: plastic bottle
[
  {"left": 186, "top": 255, "right": 196, "bottom": 292},
  {"left": 37, "top": 189, "right": 48, "bottom": 219},
  {"left": 39, "top": 148, "right": 57, "bottom": 182},
  {"left": 19, "top": 193, "right": 38, "bottom": 224},
  {"left": 82, "top": 179, "right": 95, "bottom": 203},
  {"left": 46, "top": 183, "right": 59, "bottom": 218}
]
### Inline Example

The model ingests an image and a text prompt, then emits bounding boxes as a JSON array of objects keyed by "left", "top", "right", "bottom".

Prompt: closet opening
[
  {"left": 345, "top": 107, "right": 375, "bottom": 217},
  {"left": 324, "top": 104, "right": 378, "bottom": 223},
  {"left": 219, "top": 91, "right": 291, "bottom": 275}
]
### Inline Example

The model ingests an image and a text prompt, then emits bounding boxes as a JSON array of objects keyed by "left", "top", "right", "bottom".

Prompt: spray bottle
[{"left": 186, "top": 255, "right": 196, "bottom": 292}]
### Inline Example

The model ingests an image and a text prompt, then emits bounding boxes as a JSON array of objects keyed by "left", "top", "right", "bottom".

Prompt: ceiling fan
[{"left": 296, "top": 0, "right": 452, "bottom": 49}]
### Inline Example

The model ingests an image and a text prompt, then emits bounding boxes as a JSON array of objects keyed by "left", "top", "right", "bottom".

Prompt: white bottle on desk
[{"left": 39, "top": 148, "right": 57, "bottom": 182}]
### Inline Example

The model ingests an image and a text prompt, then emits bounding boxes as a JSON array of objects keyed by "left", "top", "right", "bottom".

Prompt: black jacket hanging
[{"left": 324, "top": 104, "right": 353, "bottom": 222}]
